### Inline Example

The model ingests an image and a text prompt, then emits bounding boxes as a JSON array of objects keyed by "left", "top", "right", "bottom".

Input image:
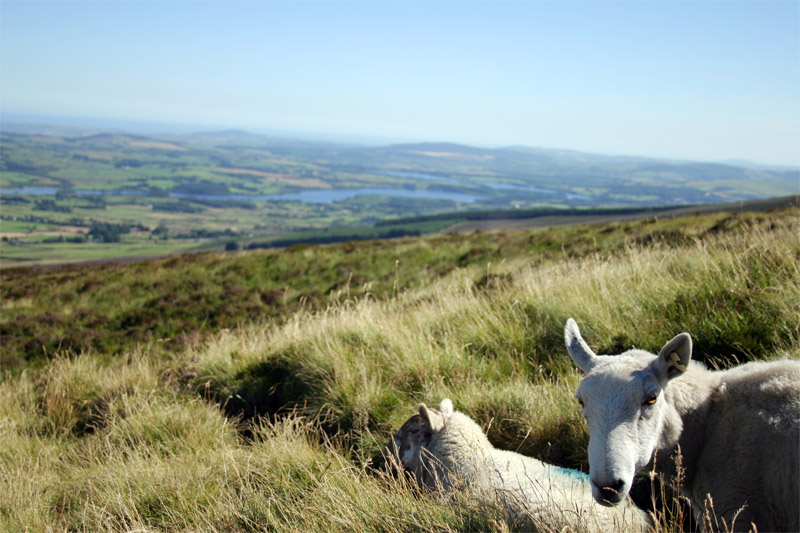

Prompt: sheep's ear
[
  {"left": 654, "top": 333, "right": 692, "bottom": 383},
  {"left": 418, "top": 403, "right": 445, "bottom": 431},
  {"left": 438, "top": 398, "right": 453, "bottom": 419},
  {"left": 565, "top": 318, "right": 599, "bottom": 374}
]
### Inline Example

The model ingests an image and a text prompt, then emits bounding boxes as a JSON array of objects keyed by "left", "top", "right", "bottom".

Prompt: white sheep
[
  {"left": 385, "top": 398, "right": 652, "bottom": 532},
  {"left": 565, "top": 318, "right": 800, "bottom": 532}
]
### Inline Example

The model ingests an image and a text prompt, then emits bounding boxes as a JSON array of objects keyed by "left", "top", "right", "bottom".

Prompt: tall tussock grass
[{"left": 1, "top": 208, "right": 798, "bottom": 531}]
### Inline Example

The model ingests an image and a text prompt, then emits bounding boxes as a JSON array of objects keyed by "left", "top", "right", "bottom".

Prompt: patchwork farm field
[{"left": 1, "top": 205, "right": 798, "bottom": 531}]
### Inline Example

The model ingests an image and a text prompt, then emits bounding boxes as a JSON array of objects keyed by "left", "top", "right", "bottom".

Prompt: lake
[
  {"left": 2, "top": 173, "right": 590, "bottom": 203},
  {"left": 1, "top": 186, "right": 480, "bottom": 204}
]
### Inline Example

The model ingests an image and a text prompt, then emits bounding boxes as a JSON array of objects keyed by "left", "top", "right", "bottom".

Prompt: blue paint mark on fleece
[{"left": 553, "top": 466, "right": 590, "bottom": 481}]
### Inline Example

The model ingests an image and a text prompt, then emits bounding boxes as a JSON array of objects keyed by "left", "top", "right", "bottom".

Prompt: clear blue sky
[{"left": 2, "top": 1, "right": 799, "bottom": 165}]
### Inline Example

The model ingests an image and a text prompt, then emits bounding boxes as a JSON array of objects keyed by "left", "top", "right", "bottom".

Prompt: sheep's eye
[
  {"left": 643, "top": 394, "right": 658, "bottom": 406},
  {"left": 577, "top": 397, "right": 584, "bottom": 407}
]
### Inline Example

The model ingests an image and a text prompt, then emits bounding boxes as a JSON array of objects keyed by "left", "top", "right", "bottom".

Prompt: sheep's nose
[{"left": 591, "top": 478, "right": 626, "bottom": 506}]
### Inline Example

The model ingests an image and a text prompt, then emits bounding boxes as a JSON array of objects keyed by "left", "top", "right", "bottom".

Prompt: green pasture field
[
  {"left": 0, "top": 219, "right": 40, "bottom": 233},
  {"left": 0, "top": 238, "right": 209, "bottom": 266},
  {"left": 0, "top": 171, "right": 38, "bottom": 187}
]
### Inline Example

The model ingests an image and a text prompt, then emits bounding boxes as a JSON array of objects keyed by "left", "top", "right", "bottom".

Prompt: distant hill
[
  {"left": 1, "top": 122, "right": 110, "bottom": 138},
  {"left": 169, "top": 129, "right": 285, "bottom": 146},
  {"left": 4, "top": 122, "right": 798, "bottom": 180},
  {"left": 721, "top": 158, "right": 800, "bottom": 172}
]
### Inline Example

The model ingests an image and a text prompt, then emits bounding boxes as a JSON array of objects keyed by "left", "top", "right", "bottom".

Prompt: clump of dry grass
[{"left": 0, "top": 358, "right": 507, "bottom": 531}]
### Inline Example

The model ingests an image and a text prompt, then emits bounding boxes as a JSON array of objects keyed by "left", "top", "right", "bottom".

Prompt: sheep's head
[
  {"left": 564, "top": 318, "right": 692, "bottom": 507},
  {"left": 383, "top": 398, "right": 453, "bottom": 486}
]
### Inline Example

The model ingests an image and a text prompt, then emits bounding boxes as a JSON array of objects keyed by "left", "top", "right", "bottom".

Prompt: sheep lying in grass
[
  {"left": 384, "top": 398, "right": 652, "bottom": 532},
  {"left": 565, "top": 318, "right": 800, "bottom": 532}
]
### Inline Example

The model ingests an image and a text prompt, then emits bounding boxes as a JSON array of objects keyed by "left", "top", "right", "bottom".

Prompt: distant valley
[{"left": 1, "top": 124, "right": 797, "bottom": 265}]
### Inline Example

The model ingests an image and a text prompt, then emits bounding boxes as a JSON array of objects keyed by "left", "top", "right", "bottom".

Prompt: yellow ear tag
[{"left": 669, "top": 352, "right": 688, "bottom": 373}]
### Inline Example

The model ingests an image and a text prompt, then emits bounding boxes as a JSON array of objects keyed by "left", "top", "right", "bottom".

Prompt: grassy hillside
[{"left": 1, "top": 206, "right": 798, "bottom": 531}]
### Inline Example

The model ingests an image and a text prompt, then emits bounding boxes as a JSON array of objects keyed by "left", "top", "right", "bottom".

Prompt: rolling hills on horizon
[{"left": 4, "top": 120, "right": 799, "bottom": 173}]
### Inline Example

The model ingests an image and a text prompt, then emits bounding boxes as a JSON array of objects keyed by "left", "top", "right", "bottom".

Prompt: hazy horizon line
[{"left": 2, "top": 110, "right": 798, "bottom": 171}]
